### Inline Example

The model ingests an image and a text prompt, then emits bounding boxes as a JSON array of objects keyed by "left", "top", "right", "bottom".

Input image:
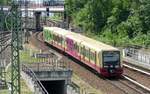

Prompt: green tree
[
  {"left": 65, "top": 0, "right": 150, "bottom": 47},
  {"left": 0, "top": 0, "right": 11, "bottom": 5}
]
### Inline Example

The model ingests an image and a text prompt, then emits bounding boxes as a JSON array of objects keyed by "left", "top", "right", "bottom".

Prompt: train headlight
[
  {"left": 110, "top": 65, "right": 113, "bottom": 68},
  {"left": 115, "top": 65, "right": 119, "bottom": 68},
  {"left": 104, "top": 66, "right": 108, "bottom": 68}
]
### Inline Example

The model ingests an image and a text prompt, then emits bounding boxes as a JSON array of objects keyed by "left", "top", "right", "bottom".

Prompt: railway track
[
  {"left": 122, "top": 63, "right": 150, "bottom": 93},
  {"left": 106, "top": 63, "right": 150, "bottom": 94},
  {"left": 0, "top": 32, "right": 11, "bottom": 54},
  {"left": 30, "top": 32, "right": 150, "bottom": 94},
  {"left": 107, "top": 76, "right": 149, "bottom": 94}
]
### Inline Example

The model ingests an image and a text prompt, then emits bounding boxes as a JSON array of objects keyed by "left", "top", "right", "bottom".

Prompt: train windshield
[{"left": 103, "top": 51, "right": 120, "bottom": 65}]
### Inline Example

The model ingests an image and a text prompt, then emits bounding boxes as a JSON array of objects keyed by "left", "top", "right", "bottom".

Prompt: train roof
[
  {"left": 81, "top": 36, "right": 118, "bottom": 51},
  {"left": 44, "top": 27, "right": 119, "bottom": 51},
  {"left": 67, "top": 33, "right": 118, "bottom": 51},
  {"left": 44, "top": 27, "right": 69, "bottom": 36}
]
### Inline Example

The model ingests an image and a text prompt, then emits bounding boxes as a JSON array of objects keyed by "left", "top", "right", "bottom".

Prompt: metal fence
[
  {"left": 25, "top": 58, "right": 71, "bottom": 72},
  {"left": 22, "top": 64, "right": 49, "bottom": 94},
  {"left": 123, "top": 48, "right": 150, "bottom": 65}
]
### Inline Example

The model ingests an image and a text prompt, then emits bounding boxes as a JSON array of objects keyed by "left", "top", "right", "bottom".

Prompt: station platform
[
  {"left": 123, "top": 48, "right": 150, "bottom": 71},
  {"left": 123, "top": 57, "right": 150, "bottom": 71}
]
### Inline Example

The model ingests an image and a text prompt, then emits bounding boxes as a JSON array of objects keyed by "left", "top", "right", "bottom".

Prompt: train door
[
  {"left": 66, "top": 38, "right": 74, "bottom": 55},
  {"left": 89, "top": 49, "right": 97, "bottom": 67},
  {"left": 74, "top": 42, "right": 80, "bottom": 58},
  {"left": 80, "top": 45, "right": 85, "bottom": 61},
  {"left": 98, "top": 51, "right": 102, "bottom": 68},
  {"left": 62, "top": 36, "right": 66, "bottom": 51}
]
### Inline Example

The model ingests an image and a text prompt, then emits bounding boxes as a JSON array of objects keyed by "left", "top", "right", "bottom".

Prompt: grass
[
  {"left": 0, "top": 79, "right": 33, "bottom": 94},
  {"left": 48, "top": 13, "right": 62, "bottom": 22},
  {"left": 72, "top": 74, "right": 103, "bottom": 94},
  {"left": 0, "top": 89, "right": 9, "bottom": 94},
  {"left": 0, "top": 46, "right": 48, "bottom": 94},
  {"left": 20, "top": 79, "right": 33, "bottom": 94},
  {"left": 0, "top": 63, "right": 33, "bottom": 94},
  {"left": 20, "top": 49, "right": 48, "bottom": 64}
]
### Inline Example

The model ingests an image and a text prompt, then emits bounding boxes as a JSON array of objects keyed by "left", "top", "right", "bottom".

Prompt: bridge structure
[
  {"left": 3, "top": 6, "right": 64, "bottom": 12},
  {"left": 19, "top": 49, "right": 72, "bottom": 94},
  {"left": 4, "top": 0, "right": 65, "bottom": 12},
  {"left": 2, "top": 0, "right": 65, "bottom": 31}
]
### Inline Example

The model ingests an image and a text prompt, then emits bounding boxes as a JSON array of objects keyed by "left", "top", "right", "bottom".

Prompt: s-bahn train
[{"left": 43, "top": 27, "right": 123, "bottom": 77}]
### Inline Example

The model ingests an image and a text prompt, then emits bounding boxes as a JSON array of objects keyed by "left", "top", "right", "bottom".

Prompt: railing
[
  {"left": 70, "top": 82, "right": 80, "bottom": 94},
  {"left": 0, "top": 32, "right": 11, "bottom": 54},
  {"left": 24, "top": 56, "right": 71, "bottom": 72},
  {"left": 123, "top": 48, "right": 150, "bottom": 65},
  {"left": 22, "top": 64, "right": 49, "bottom": 94}
]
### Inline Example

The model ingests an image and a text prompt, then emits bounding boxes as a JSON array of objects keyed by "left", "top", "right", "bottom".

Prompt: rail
[
  {"left": 70, "top": 82, "right": 80, "bottom": 94},
  {"left": 123, "top": 48, "right": 150, "bottom": 65},
  {"left": 0, "top": 44, "right": 10, "bottom": 54},
  {"left": 123, "top": 75, "right": 150, "bottom": 93},
  {"left": 22, "top": 64, "right": 49, "bottom": 94},
  {"left": 0, "top": 33, "right": 11, "bottom": 54}
]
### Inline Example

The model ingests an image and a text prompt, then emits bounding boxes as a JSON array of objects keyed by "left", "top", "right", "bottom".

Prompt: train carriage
[
  {"left": 43, "top": 27, "right": 123, "bottom": 77},
  {"left": 44, "top": 27, "right": 68, "bottom": 51}
]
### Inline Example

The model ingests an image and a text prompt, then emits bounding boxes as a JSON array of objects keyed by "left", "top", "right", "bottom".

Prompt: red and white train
[{"left": 43, "top": 27, "right": 123, "bottom": 77}]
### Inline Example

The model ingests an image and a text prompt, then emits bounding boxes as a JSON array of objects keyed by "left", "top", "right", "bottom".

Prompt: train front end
[{"left": 100, "top": 51, "right": 123, "bottom": 77}]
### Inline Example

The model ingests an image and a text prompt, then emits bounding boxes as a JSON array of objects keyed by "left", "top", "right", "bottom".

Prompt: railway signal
[{"left": 46, "top": 7, "right": 49, "bottom": 16}]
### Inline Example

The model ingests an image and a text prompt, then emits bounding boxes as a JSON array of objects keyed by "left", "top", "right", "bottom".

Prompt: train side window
[
  {"left": 62, "top": 37, "right": 65, "bottom": 45},
  {"left": 60, "top": 36, "right": 62, "bottom": 44},
  {"left": 74, "top": 43, "right": 79, "bottom": 52},
  {"left": 58, "top": 36, "right": 61, "bottom": 44},
  {"left": 46, "top": 30, "right": 48, "bottom": 40},
  {"left": 83, "top": 47, "right": 85, "bottom": 56},
  {"left": 53, "top": 34, "right": 55, "bottom": 41},
  {"left": 44, "top": 30, "right": 47, "bottom": 40},
  {"left": 85, "top": 48, "right": 90, "bottom": 59},
  {"left": 81, "top": 47, "right": 84, "bottom": 55},
  {"left": 48, "top": 31, "right": 52, "bottom": 41},
  {"left": 90, "top": 51, "right": 95, "bottom": 61},
  {"left": 57, "top": 35, "right": 60, "bottom": 43},
  {"left": 55, "top": 35, "right": 57, "bottom": 41},
  {"left": 55, "top": 35, "right": 60, "bottom": 43}
]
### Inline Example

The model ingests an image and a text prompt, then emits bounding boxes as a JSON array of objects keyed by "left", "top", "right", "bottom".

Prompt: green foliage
[
  {"left": 65, "top": 0, "right": 150, "bottom": 48},
  {"left": 49, "top": 13, "right": 62, "bottom": 22},
  {"left": 20, "top": 49, "right": 48, "bottom": 64},
  {"left": 0, "top": 0, "right": 11, "bottom": 5}
]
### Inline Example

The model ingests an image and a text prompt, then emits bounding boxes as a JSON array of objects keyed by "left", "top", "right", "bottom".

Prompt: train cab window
[{"left": 102, "top": 51, "right": 120, "bottom": 66}]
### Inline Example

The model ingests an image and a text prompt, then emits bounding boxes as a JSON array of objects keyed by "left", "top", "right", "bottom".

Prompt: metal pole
[
  {"left": 10, "top": 1, "right": 22, "bottom": 94},
  {"left": 0, "top": 5, "right": 4, "bottom": 31},
  {"left": 24, "top": 0, "right": 29, "bottom": 43}
]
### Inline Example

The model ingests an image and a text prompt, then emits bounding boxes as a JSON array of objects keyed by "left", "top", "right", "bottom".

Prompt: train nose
[{"left": 101, "top": 67, "right": 123, "bottom": 77}]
